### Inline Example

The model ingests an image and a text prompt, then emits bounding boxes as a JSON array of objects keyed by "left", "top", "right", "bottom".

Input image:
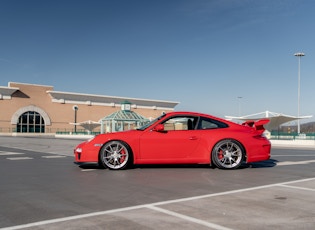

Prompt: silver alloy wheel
[
  {"left": 100, "top": 141, "right": 130, "bottom": 170},
  {"left": 212, "top": 139, "right": 244, "bottom": 169}
]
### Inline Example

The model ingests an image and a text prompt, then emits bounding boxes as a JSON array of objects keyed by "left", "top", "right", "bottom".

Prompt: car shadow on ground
[
  {"left": 245, "top": 159, "right": 278, "bottom": 168},
  {"left": 76, "top": 163, "right": 104, "bottom": 170},
  {"left": 75, "top": 159, "right": 278, "bottom": 170},
  {"left": 134, "top": 164, "right": 212, "bottom": 169}
]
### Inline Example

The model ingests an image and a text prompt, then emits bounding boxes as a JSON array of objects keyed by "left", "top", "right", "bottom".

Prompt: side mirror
[{"left": 153, "top": 124, "right": 164, "bottom": 132}]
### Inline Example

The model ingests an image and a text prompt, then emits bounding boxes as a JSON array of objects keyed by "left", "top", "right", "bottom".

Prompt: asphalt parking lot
[
  {"left": 0, "top": 136, "right": 315, "bottom": 230},
  {"left": 7, "top": 178, "right": 315, "bottom": 230}
]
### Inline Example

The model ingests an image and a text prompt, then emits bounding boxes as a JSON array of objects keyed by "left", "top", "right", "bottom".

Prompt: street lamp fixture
[
  {"left": 73, "top": 105, "right": 79, "bottom": 133},
  {"left": 294, "top": 52, "right": 305, "bottom": 134}
]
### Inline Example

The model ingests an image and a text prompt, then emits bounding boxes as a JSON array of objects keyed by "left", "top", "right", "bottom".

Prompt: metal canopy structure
[
  {"left": 100, "top": 101, "right": 150, "bottom": 133},
  {"left": 70, "top": 120, "right": 101, "bottom": 134},
  {"left": 225, "top": 111, "right": 313, "bottom": 131}
]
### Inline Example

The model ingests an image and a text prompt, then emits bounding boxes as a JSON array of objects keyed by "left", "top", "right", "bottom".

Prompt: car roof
[{"left": 164, "top": 111, "right": 235, "bottom": 124}]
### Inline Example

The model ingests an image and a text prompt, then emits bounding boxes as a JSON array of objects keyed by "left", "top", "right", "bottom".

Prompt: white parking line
[
  {"left": 279, "top": 184, "right": 315, "bottom": 192},
  {"left": 277, "top": 159, "right": 315, "bottom": 166},
  {"left": 2, "top": 177, "right": 315, "bottom": 230},
  {"left": 0, "top": 152, "right": 24, "bottom": 156},
  {"left": 6, "top": 157, "right": 33, "bottom": 160},
  {"left": 272, "top": 155, "right": 315, "bottom": 157},
  {"left": 148, "top": 206, "right": 233, "bottom": 230},
  {"left": 81, "top": 169, "right": 97, "bottom": 172},
  {"left": 41, "top": 156, "right": 67, "bottom": 159},
  {"left": 0, "top": 152, "right": 68, "bottom": 160}
]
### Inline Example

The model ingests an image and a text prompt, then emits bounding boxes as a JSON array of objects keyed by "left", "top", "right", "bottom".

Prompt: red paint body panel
[{"left": 74, "top": 111, "right": 271, "bottom": 167}]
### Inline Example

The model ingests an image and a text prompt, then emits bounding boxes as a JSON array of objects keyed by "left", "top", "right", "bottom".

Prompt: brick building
[{"left": 0, "top": 82, "right": 179, "bottom": 135}]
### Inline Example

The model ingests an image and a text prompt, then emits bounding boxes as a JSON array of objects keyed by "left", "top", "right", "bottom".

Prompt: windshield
[{"left": 137, "top": 113, "right": 166, "bottom": 131}]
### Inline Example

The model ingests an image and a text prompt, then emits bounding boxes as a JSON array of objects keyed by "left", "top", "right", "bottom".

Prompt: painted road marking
[
  {"left": 2, "top": 177, "right": 315, "bottom": 230},
  {"left": 81, "top": 169, "right": 97, "bottom": 172},
  {"left": 41, "top": 156, "right": 67, "bottom": 159},
  {"left": 148, "top": 206, "right": 233, "bottom": 230},
  {"left": 0, "top": 152, "right": 24, "bottom": 156},
  {"left": 272, "top": 155, "right": 315, "bottom": 157},
  {"left": 6, "top": 157, "right": 33, "bottom": 160},
  {"left": 0, "top": 152, "right": 68, "bottom": 160},
  {"left": 277, "top": 159, "right": 315, "bottom": 166},
  {"left": 279, "top": 184, "right": 315, "bottom": 192}
]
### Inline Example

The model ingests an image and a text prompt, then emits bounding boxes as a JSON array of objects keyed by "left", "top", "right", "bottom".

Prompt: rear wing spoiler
[{"left": 242, "top": 119, "right": 269, "bottom": 134}]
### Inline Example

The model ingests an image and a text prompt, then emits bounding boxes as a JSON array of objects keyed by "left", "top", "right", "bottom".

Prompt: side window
[
  {"left": 197, "top": 117, "right": 228, "bottom": 130},
  {"left": 162, "top": 116, "right": 197, "bottom": 131}
]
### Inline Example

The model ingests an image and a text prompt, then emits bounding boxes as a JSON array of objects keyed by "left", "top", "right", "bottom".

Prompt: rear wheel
[
  {"left": 99, "top": 141, "right": 132, "bottom": 170},
  {"left": 212, "top": 139, "right": 244, "bottom": 169}
]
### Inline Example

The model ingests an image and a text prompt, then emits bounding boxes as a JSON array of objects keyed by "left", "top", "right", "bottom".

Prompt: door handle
[{"left": 189, "top": 136, "right": 198, "bottom": 140}]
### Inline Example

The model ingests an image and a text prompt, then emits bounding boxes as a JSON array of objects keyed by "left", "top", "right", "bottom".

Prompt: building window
[{"left": 17, "top": 111, "right": 45, "bottom": 133}]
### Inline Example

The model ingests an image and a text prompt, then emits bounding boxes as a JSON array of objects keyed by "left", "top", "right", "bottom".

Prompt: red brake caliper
[
  {"left": 120, "top": 149, "right": 126, "bottom": 163},
  {"left": 218, "top": 149, "right": 224, "bottom": 159}
]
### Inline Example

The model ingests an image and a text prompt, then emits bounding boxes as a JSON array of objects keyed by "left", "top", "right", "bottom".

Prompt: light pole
[
  {"left": 237, "top": 96, "right": 242, "bottom": 116},
  {"left": 73, "top": 105, "right": 79, "bottom": 133},
  {"left": 294, "top": 52, "right": 305, "bottom": 134}
]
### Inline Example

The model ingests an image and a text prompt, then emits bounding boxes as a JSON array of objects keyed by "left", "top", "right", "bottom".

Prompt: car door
[{"left": 138, "top": 116, "right": 201, "bottom": 163}]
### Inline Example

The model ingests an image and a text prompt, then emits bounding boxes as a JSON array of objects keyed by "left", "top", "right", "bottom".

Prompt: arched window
[{"left": 16, "top": 111, "right": 45, "bottom": 133}]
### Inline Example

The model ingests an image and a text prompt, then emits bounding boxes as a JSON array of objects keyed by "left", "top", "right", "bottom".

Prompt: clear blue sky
[{"left": 1, "top": 0, "right": 315, "bottom": 120}]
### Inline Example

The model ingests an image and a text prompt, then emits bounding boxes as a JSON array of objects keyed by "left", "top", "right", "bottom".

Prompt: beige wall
[{"left": 0, "top": 83, "right": 172, "bottom": 133}]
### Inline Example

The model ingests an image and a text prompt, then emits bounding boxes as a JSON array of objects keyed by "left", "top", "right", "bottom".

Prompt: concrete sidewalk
[{"left": 271, "top": 139, "right": 315, "bottom": 149}]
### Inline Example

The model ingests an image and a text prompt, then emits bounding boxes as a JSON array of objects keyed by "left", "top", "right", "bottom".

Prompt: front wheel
[
  {"left": 99, "top": 141, "right": 132, "bottom": 170},
  {"left": 212, "top": 139, "right": 245, "bottom": 169}
]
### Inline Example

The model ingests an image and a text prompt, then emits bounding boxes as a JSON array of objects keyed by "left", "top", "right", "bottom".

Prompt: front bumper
[{"left": 74, "top": 141, "right": 102, "bottom": 163}]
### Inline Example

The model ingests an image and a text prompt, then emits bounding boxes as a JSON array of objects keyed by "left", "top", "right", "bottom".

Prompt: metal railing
[
  {"left": 270, "top": 131, "right": 315, "bottom": 140},
  {"left": 0, "top": 127, "right": 100, "bottom": 135}
]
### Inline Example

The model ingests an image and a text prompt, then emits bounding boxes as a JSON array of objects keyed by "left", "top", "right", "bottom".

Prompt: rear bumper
[{"left": 246, "top": 140, "right": 271, "bottom": 163}]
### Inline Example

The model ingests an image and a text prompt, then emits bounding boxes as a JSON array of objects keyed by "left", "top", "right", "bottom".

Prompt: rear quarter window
[{"left": 198, "top": 117, "right": 228, "bottom": 129}]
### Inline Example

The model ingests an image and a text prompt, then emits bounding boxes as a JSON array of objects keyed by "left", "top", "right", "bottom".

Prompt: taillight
[{"left": 253, "top": 134, "right": 267, "bottom": 140}]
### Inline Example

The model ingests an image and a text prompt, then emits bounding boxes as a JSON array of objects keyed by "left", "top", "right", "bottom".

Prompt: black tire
[
  {"left": 212, "top": 139, "right": 245, "bottom": 169},
  {"left": 99, "top": 141, "right": 132, "bottom": 170}
]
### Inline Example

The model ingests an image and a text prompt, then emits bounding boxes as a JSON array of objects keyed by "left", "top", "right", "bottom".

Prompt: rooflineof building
[{"left": 0, "top": 82, "right": 179, "bottom": 134}]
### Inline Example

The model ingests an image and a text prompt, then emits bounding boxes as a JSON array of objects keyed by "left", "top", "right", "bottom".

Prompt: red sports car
[{"left": 74, "top": 111, "right": 271, "bottom": 170}]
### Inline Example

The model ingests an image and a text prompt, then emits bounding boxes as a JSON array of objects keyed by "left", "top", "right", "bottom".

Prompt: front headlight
[{"left": 75, "top": 148, "right": 82, "bottom": 153}]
